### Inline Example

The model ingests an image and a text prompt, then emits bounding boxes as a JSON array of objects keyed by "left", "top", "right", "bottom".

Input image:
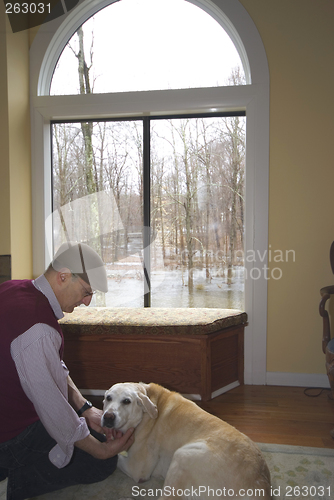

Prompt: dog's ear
[
  {"left": 137, "top": 393, "right": 158, "bottom": 419},
  {"left": 138, "top": 382, "right": 150, "bottom": 391}
]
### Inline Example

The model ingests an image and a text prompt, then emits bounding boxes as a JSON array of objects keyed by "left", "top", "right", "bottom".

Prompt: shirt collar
[{"left": 33, "top": 274, "right": 64, "bottom": 321}]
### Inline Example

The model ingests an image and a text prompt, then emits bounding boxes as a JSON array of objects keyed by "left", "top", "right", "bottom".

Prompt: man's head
[{"left": 45, "top": 242, "right": 108, "bottom": 313}]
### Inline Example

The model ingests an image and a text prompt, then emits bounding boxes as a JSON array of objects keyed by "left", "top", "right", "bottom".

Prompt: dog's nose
[{"left": 103, "top": 411, "right": 116, "bottom": 428}]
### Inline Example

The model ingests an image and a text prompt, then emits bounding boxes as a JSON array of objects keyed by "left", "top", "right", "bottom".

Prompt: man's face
[{"left": 60, "top": 274, "right": 94, "bottom": 313}]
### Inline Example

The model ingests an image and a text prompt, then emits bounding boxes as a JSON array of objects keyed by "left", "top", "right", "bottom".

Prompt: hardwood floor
[
  {"left": 88, "top": 385, "right": 334, "bottom": 449},
  {"left": 197, "top": 385, "right": 334, "bottom": 449}
]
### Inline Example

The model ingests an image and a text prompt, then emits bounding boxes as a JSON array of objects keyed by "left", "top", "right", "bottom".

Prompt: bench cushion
[{"left": 60, "top": 307, "right": 248, "bottom": 336}]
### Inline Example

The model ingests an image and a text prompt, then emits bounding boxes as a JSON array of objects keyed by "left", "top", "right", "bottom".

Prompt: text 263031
[{"left": 5, "top": 3, "right": 51, "bottom": 14}]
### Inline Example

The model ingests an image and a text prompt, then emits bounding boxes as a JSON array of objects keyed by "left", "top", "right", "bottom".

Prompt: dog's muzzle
[{"left": 102, "top": 411, "right": 116, "bottom": 428}]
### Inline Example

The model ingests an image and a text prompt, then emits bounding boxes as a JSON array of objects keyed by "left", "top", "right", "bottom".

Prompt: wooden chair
[{"left": 319, "top": 241, "right": 334, "bottom": 437}]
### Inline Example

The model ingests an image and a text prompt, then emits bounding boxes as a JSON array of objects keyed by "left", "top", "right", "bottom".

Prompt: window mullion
[{"left": 143, "top": 117, "right": 151, "bottom": 307}]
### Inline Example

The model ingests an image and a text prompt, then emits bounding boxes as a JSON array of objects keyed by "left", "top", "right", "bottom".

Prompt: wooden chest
[{"left": 60, "top": 307, "right": 247, "bottom": 401}]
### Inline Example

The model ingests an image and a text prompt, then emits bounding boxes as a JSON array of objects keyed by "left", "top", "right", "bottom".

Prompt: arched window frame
[{"left": 30, "top": 0, "right": 269, "bottom": 385}]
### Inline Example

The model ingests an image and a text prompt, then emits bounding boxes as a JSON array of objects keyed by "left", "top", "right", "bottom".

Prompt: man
[{"left": 0, "top": 242, "right": 134, "bottom": 500}]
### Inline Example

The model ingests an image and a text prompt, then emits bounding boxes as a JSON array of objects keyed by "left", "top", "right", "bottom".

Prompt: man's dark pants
[{"left": 0, "top": 421, "right": 117, "bottom": 500}]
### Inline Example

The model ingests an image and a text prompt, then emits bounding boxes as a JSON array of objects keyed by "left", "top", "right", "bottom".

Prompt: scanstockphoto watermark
[
  {"left": 236, "top": 246, "right": 296, "bottom": 281},
  {"left": 181, "top": 246, "right": 296, "bottom": 281},
  {"left": 182, "top": 246, "right": 296, "bottom": 266},
  {"left": 132, "top": 485, "right": 331, "bottom": 498},
  {"left": 132, "top": 485, "right": 268, "bottom": 497}
]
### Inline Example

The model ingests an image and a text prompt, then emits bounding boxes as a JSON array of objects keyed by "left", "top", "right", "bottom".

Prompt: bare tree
[{"left": 70, "top": 26, "right": 96, "bottom": 195}]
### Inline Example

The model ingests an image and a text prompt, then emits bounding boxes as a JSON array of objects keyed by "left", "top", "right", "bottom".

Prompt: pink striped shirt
[{"left": 10, "top": 275, "right": 90, "bottom": 468}]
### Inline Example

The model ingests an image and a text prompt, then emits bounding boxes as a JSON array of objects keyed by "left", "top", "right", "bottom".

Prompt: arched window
[
  {"left": 50, "top": 0, "right": 246, "bottom": 95},
  {"left": 30, "top": 0, "right": 269, "bottom": 384}
]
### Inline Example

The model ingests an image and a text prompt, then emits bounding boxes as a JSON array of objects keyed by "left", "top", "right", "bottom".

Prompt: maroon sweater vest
[{"left": 0, "top": 279, "right": 64, "bottom": 443}]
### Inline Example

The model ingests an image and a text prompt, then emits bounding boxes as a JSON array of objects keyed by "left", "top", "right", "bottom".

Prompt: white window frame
[{"left": 30, "top": 0, "right": 269, "bottom": 385}]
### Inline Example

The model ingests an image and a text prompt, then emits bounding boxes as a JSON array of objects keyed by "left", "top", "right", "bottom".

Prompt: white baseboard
[
  {"left": 80, "top": 389, "right": 106, "bottom": 397},
  {"left": 211, "top": 380, "right": 240, "bottom": 399},
  {"left": 266, "top": 372, "right": 330, "bottom": 388},
  {"left": 181, "top": 380, "right": 240, "bottom": 401}
]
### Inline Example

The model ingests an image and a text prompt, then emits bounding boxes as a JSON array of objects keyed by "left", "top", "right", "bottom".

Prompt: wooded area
[{"left": 52, "top": 114, "right": 245, "bottom": 290}]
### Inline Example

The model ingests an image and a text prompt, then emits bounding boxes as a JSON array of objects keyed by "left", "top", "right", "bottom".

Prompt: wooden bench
[{"left": 60, "top": 307, "right": 247, "bottom": 401}]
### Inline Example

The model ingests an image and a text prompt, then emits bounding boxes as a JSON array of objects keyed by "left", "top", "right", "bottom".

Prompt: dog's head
[{"left": 101, "top": 382, "right": 158, "bottom": 432}]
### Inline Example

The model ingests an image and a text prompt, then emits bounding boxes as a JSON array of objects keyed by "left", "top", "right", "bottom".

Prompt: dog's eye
[
  {"left": 106, "top": 395, "right": 112, "bottom": 402},
  {"left": 122, "top": 398, "right": 131, "bottom": 405}
]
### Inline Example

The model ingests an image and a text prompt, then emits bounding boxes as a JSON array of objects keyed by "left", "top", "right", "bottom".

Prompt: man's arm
[
  {"left": 67, "top": 374, "right": 87, "bottom": 410},
  {"left": 67, "top": 374, "right": 104, "bottom": 433}
]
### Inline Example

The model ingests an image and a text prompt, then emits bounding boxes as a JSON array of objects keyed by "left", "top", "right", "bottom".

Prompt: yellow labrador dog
[{"left": 102, "top": 382, "right": 271, "bottom": 500}]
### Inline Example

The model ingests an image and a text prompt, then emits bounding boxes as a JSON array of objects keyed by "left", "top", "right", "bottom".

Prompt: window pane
[
  {"left": 51, "top": 114, "right": 245, "bottom": 309},
  {"left": 51, "top": 120, "right": 144, "bottom": 307},
  {"left": 150, "top": 116, "right": 245, "bottom": 309},
  {"left": 50, "top": 0, "right": 245, "bottom": 95}
]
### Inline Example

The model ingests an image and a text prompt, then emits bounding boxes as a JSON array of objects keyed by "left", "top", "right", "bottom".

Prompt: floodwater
[{"left": 91, "top": 266, "right": 244, "bottom": 310}]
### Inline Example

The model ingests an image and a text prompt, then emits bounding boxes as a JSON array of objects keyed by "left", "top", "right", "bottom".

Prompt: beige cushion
[{"left": 60, "top": 307, "right": 247, "bottom": 336}]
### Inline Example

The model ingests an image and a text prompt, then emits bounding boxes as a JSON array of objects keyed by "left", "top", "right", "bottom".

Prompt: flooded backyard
[{"left": 91, "top": 264, "right": 244, "bottom": 310}]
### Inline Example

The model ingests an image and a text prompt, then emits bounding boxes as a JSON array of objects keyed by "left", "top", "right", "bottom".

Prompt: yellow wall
[
  {"left": 1, "top": 0, "right": 334, "bottom": 376},
  {"left": 240, "top": 0, "right": 334, "bottom": 375},
  {"left": 0, "top": 6, "right": 11, "bottom": 256},
  {"left": 0, "top": 2, "right": 32, "bottom": 278}
]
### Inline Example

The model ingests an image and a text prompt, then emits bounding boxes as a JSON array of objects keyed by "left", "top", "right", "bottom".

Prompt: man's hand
[
  {"left": 81, "top": 406, "right": 104, "bottom": 434},
  {"left": 104, "top": 427, "right": 135, "bottom": 456},
  {"left": 75, "top": 427, "right": 135, "bottom": 459}
]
